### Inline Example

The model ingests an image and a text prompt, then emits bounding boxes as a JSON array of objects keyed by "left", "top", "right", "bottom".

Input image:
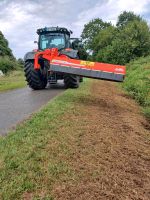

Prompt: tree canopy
[
  {"left": 0, "top": 31, "right": 17, "bottom": 73},
  {"left": 116, "top": 11, "right": 142, "bottom": 27},
  {"left": 81, "top": 18, "right": 111, "bottom": 50},
  {"left": 81, "top": 11, "right": 150, "bottom": 65},
  {"left": 0, "top": 31, "right": 14, "bottom": 59}
]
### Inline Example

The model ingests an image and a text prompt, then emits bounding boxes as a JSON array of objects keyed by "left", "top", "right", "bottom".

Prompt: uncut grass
[
  {"left": 123, "top": 56, "right": 150, "bottom": 119},
  {"left": 0, "top": 70, "right": 26, "bottom": 92},
  {"left": 0, "top": 80, "right": 91, "bottom": 200}
]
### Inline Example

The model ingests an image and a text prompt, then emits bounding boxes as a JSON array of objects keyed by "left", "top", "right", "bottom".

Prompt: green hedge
[
  {"left": 123, "top": 56, "right": 150, "bottom": 119},
  {"left": 0, "top": 57, "right": 17, "bottom": 73}
]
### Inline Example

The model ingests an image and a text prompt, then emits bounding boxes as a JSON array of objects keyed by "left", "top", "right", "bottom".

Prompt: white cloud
[
  {"left": 74, "top": 0, "right": 150, "bottom": 29},
  {"left": 0, "top": 0, "right": 150, "bottom": 58}
]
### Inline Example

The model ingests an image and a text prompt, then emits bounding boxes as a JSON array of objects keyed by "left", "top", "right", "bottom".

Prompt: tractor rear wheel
[
  {"left": 64, "top": 74, "right": 79, "bottom": 88},
  {"left": 24, "top": 60, "right": 47, "bottom": 90}
]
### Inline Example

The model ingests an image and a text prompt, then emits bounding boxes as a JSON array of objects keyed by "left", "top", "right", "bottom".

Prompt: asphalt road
[{"left": 0, "top": 82, "right": 65, "bottom": 135}]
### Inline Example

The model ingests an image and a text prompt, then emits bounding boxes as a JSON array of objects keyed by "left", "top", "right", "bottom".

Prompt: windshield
[{"left": 39, "top": 33, "right": 65, "bottom": 50}]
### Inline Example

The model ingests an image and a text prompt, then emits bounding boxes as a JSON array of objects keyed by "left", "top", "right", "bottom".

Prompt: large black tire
[
  {"left": 24, "top": 60, "right": 47, "bottom": 90},
  {"left": 64, "top": 74, "right": 79, "bottom": 88}
]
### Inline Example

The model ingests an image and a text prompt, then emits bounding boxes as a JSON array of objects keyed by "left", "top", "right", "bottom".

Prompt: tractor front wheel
[
  {"left": 24, "top": 60, "right": 47, "bottom": 90},
  {"left": 64, "top": 74, "right": 79, "bottom": 88}
]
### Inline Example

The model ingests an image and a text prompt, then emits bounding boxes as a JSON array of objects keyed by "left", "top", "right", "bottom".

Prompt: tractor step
[
  {"left": 48, "top": 71, "right": 57, "bottom": 84},
  {"left": 48, "top": 80, "right": 57, "bottom": 84}
]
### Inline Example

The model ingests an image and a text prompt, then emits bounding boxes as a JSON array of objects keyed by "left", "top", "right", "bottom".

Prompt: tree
[
  {"left": 116, "top": 11, "right": 142, "bottom": 27},
  {"left": 0, "top": 30, "right": 16, "bottom": 73},
  {"left": 91, "top": 26, "right": 117, "bottom": 56},
  {"left": 0, "top": 31, "right": 14, "bottom": 59},
  {"left": 81, "top": 18, "right": 111, "bottom": 49},
  {"left": 95, "top": 20, "right": 150, "bottom": 65}
]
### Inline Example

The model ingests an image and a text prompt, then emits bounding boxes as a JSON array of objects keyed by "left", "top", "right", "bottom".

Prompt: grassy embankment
[
  {"left": 0, "top": 70, "right": 26, "bottom": 92},
  {"left": 123, "top": 56, "right": 150, "bottom": 119}
]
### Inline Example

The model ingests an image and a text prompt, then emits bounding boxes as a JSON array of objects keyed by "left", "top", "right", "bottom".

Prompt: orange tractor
[{"left": 24, "top": 27, "right": 125, "bottom": 89}]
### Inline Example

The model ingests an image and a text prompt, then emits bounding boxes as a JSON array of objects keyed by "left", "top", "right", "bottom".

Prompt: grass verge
[
  {"left": 122, "top": 56, "right": 150, "bottom": 119},
  {"left": 0, "top": 80, "right": 91, "bottom": 200},
  {"left": 0, "top": 79, "right": 149, "bottom": 199},
  {"left": 0, "top": 70, "right": 26, "bottom": 92}
]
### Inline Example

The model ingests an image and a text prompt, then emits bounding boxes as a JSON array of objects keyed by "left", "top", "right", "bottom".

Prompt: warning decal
[{"left": 80, "top": 61, "right": 95, "bottom": 67}]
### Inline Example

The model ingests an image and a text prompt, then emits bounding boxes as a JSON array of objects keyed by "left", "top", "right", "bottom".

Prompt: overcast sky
[{"left": 0, "top": 0, "right": 150, "bottom": 58}]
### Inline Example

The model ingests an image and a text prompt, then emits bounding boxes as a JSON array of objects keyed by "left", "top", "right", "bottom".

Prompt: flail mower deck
[{"left": 34, "top": 48, "right": 125, "bottom": 83}]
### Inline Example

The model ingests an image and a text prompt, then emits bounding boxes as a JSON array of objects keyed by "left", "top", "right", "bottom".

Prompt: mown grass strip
[
  {"left": 0, "top": 70, "right": 26, "bottom": 92},
  {"left": 0, "top": 79, "right": 91, "bottom": 200},
  {"left": 122, "top": 56, "right": 150, "bottom": 119}
]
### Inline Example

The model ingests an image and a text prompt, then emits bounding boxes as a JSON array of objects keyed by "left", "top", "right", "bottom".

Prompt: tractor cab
[
  {"left": 37, "top": 27, "right": 72, "bottom": 51},
  {"left": 36, "top": 27, "right": 82, "bottom": 51}
]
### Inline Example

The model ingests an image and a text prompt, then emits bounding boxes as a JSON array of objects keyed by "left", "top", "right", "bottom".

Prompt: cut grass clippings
[{"left": 0, "top": 70, "right": 26, "bottom": 92}]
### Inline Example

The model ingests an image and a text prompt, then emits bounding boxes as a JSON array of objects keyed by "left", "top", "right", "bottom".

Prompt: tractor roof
[{"left": 37, "top": 27, "right": 72, "bottom": 36}]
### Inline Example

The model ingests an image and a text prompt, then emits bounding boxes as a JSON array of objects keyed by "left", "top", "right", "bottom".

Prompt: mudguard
[
  {"left": 24, "top": 49, "right": 78, "bottom": 61},
  {"left": 60, "top": 49, "right": 78, "bottom": 59},
  {"left": 24, "top": 51, "right": 36, "bottom": 61}
]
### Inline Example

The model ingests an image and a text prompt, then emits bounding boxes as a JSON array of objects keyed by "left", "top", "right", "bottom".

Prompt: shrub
[
  {"left": 123, "top": 56, "right": 150, "bottom": 119},
  {"left": 0, "top": 57, "right": 17, "bottom": 74}
]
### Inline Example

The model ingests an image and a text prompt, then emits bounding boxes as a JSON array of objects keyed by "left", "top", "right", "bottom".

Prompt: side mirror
[{"left": 34, "top": 41, "right": 38, "bottom": 44}]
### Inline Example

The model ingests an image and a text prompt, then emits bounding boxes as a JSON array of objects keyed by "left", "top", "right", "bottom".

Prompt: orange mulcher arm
[{"left": 34, "top": 48, "right": 126, "bottom": 82}]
